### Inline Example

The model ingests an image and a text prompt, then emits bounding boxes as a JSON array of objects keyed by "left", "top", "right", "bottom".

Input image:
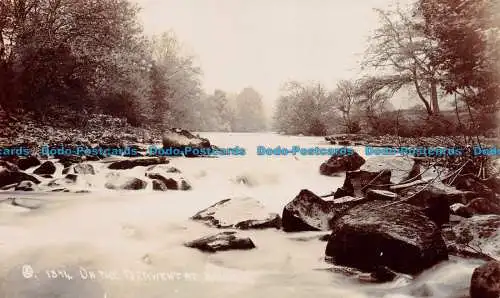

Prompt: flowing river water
[{"left": 0, "top": 133, "right": 484, "bottom": 298}]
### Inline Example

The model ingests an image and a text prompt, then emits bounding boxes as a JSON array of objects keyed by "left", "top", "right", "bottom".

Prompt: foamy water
[{"left": 0, "top": 133, "right": 483, "bottom": 298}]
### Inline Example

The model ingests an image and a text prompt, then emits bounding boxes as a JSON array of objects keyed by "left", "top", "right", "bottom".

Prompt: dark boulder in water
[
  {"left": 319, "top": 151, "right": 365, "bottom": 176},
  {"left": 152, "top": 179, "right": 168, "bottom": 191},
  {"left": 470, "top": 260, "right": 500, "bottom": 298},
  {"left": 33, "top": 161, "right": 56, "bottom": 175},
  {"left": 325, "top": 200, "right": 448, "bottom": 275},
  {"left": 17, "top": 156, "right": 41, "bottom": 170},
  {"left": 161, "top": 128, "right": 212, "bottom": 157},
  {"left": 0, "top": 167, "right": 40, "bottom": 188},
  {"left": 185, "top": 231, "right": 256, "bottom": 253},
  {"left": 104, "top": 173, "right": 147, "bottom": 190},
  {"left": 192, "top": 197, "right": 281, "bottom": 230}
]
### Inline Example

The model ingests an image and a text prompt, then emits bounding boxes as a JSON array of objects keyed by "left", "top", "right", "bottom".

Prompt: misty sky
[{"left": 135, "top": 0, "right": 417, "bottom": 112}]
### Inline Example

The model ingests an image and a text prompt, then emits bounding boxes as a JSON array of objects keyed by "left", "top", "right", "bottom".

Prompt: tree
[
  {"left": 418, "top": 0, "right": 500, "bottom": 111},
  {"left": 332, "top": 80, "right": 362, "bottom": 133},
  {"left": 234, "top": 87, "right": 267, "bottom": 132},
  {"left": 364, "top": 5, "right": 442, "bottom": 116},
  {"left": 147, "top": 31, "right": 202, "bottom": 129}
]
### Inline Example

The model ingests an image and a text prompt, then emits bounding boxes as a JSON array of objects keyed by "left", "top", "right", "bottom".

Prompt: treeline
[
  {"left": 0, "top": 0, "right": 267, "bottom": 132},
  {"left": 274, "top": 0, "right": 499, "bottom": 137}
]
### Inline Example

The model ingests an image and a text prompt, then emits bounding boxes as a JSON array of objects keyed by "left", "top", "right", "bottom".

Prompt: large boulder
[
  {"left": 191, "top": 197, "right": 281, "bottom": 230},
  {"left": 325, "top": 200, "right": 448, "bottom": 275},
  {"left": 33, "top": 161, "right": 56, "bottom": 175},
  {"left": 282, "top": 189, "right": 365, "bottom": 232},
  {"left": 0, "top": 168, "right": 40, "bottom": 188},
  {"left": 361, "top": 156, "right": 417, "bottom": 184},
  {"left": 184, "top": 231, "right": 256, "bottom": 253},
  {"left": 73, "top": 163, "right": 96, "bottom": 175},
  {"left": 319, "top": 151, "right": 365, "bottom": 176},
  {"left": 470, "top": 260, "right": 500, "bottom": 298},
  {"left": 108, "top": 157, "right": 169, "bottom": 170}
]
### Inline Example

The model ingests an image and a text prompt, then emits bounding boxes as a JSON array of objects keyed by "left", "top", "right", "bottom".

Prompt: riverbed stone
[
  {"left": 185, "top": 231, "right": 256, "bottom": 253},
  {"left": 192, "top": 197, "right": 281, "bottom": 230},
  {"left": 325, "top": 200, "right": 448, "bottom": 275},
  {"left": 470, "top": 260, "right": 500, "bottom": 298}
]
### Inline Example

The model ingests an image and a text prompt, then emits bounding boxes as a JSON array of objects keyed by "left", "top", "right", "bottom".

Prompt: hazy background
[{"left": 134, "top": 0, "right": 416, "bottom": 115}]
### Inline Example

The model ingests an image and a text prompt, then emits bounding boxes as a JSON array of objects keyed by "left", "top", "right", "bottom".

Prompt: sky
[{"left": 134, "top": 0, "right": 416, "bottom": 113}]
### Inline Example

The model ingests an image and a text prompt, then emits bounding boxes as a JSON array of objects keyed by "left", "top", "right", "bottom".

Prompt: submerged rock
[
  {"left": 319, "top": 151, "right": 365, "bottom": 176},
  {"left": 33, "top": 161, "right": 56, "bottom": 175},
  {"left": 325, "top": 200, "right": 448, "bottom": 275},
  {"left": 108, "top": 157, "right": 169, "bottom": 170},
  {"left": 470, "top": 260, "right": 500, "bottom": 298},
  {"left": 14, "top": 180, "right": 38, "bottom": 191},
  {"left": 192, "top": 197, "right": 281, "bottom": 230},
  {"left": 185, "top": 231, "right": 256, "bottom": 253}
]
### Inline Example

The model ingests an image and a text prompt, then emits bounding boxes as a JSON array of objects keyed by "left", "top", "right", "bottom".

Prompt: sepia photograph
[{"left": 0, "top": 0, "right": 499, "bottom": 297}]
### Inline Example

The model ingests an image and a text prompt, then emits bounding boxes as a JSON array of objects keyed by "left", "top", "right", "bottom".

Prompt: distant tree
[{"left": 234, "top": 87, "right": 267, "bottom": 132}]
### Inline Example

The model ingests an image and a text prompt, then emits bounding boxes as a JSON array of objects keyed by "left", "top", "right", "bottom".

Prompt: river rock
[
  {"left": 342, "top": 169, "right": 391, "bottom": 197},
  {"left": 466, "top": 197, "right": 500, "bottom": 215},
  {"left": 0, "top": 168, "right": 40, "bottom": 188},
  {"left": 325, "top": 200, "right": 448, "bottom": 275},
  {"left": 162, "top": 128, "right": 211, "bottom": 149},
  {"left": 145, "top": 172, "right": 191, "bottom": 190},
  {"left": 281, "top": 189, "right": 365, "bottom": 232},
  {"left": 192, "top": 197, "right": 281, "bottom": 230},
  {"left": 443, "top": 215, "right": 500, "bottom": 260},
  {"left": 451, "top": 174, "right": 495, "bottom": 198},
  {"left": 33, "top": 161, "right": 56, "bottom": 175},
  {"left": 104, "top": 173, "right": 147, "bottom": 190},
  {"left": 58, "top": 155, "right": 84, "bottom": 168},
  {"left": 184, "top": 231, "right": 256, "bottom": 253},
  {"left": 108, "top": 157, "right": 169, "bottom": 170},
  {"left": 450, "top": 203, "right": 473, "bottom": 218},
  {"left": 319, "top": 151, "right": 365, "bottom": 176},
  {"left": 17, "top": 156, "right": 40, "bottom": 170},
  {"left": 361, "top": 156, "right": 416, "bottom": 184},
  {"left": 73, "top": 163, "right": 95, "bottom": 175},
  {"left": 146, "top": 164, "right": 181, "bottom": 173},
  {"left": 470, "top": 260, "right": 500, "bottom": 298},
  {"left": 14, "top": 180, "right": 38, "bottom": 191},
  {"left": 152, "top": 179, "right": 168, "bottom": 191}
]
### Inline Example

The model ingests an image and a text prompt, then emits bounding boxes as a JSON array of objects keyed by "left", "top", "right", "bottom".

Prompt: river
[{"left": 0, "top": 132, "right": 483, "bottom": 298}]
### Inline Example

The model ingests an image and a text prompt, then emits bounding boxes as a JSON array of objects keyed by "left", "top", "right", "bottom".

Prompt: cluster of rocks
[
  {"left": 183, "top": 149, "right": 500, "bottom": 296},
  {"left": 0, "top": 129, "right": 214, "bottom": 193}
]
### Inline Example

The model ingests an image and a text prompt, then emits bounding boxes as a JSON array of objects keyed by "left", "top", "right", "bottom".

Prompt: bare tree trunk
[
  {"left": 430, "top": 80, "right": 440, "bottom": 115},
  {"left": 412, "top": 74, "right": 433, "bottom": 116}
]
